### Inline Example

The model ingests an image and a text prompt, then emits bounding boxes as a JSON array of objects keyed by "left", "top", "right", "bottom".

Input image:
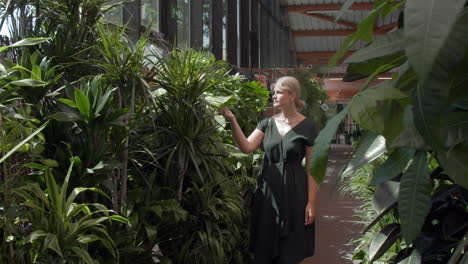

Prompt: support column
[
  {"left": 227, "top": 0, "right": 238, "bottom": 66},
  {"left": 190, "top": 0, "right": 203, "bottom": 50},
  {"left": 211, "top": 0, "right": 223, "bottom": 59},
  {"left": 239, "top": 0, "right": 250, "bottom": 68},
  {"left": 160, "top": 0, "right": 177, "bottom": 45}
]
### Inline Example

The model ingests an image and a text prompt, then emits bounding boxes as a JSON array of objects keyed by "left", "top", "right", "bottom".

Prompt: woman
[{"left": 221, "top": 76, "right": 318, "bottom": 264}]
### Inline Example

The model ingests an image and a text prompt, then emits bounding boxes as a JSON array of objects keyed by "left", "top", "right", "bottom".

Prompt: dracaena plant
[
  {"left": 310, "top": 0, "right": 468, "bottom": 263},
  {"left": 14, "top": 157, "right": 127, "bottom": 263}
]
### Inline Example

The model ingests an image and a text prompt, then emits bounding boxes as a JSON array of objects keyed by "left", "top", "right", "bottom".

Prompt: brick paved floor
[{"left": 302, "top": 144, "right": 361, "bottom": 264}]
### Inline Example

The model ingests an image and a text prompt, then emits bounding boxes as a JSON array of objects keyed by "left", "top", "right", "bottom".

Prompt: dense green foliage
[
  {"left": 0, "top": 1, "right": 268, "bottom": 263},
  {"left": 311, "top": 0, "right": 468, "bottom": 263},
  {"left": 289, "top": 69, "right": 328, "bottom": 130}
]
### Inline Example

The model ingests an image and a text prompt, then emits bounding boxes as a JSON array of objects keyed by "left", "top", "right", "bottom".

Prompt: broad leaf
[
  {"left": 74, "top": 89, "right": 91, "bottom": 119},
  {"left": 49, "top": 112, "right": 81, "bottom": 122},
  {"left": 310, "top": 104, "right": 350, "bottom": 184},
  {"left": 397, "top": 248, "right": 422, "bottom": 264},
  {"left": 346, "top": 52, "right": 405, "bottom": 76},
  {"left": 44, "top": 233, "right": 63, "bottom": 257},
  {"left": 363, "top": 181, "right": 400, "bottom": 234},
  {"left": 10, "top": 79, "right": 48, "bottom": 86},
  {"left": 340, "top": 131, "right": 386, "bottom": 179},
  {"left": 350, "top": 84, "right": 406, "bottom": 134},
  {"left": 58, "top": 98, "right": 77, "bottom": 108},
  {"left": 391, "top": 106, "right": 427, "bottom": 150},
  {"left": 369, "top": 223, "right": 401, "bottom": 263},
  {"left": 371, "top": 148, "right": 415, "bottom": 186},
  {"left": 437, "top": 145, "right": 468, "bottom": 189},
  {"left": 398, "top": 151, "right": 432, "bottom": 243},
  {"left": 345, "top": 29, "right": 406, "bottom": 63},
  {"left": 0, "top": 38, "right": 49, "bottom": 53},
  {"left": 404, "top": 0, "right": 465, "bottom": 83}
]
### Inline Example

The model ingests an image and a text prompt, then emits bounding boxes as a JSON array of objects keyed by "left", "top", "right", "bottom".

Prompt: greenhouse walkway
[{"left": 302, "top": 144, "right": 361, "bottom": 264}]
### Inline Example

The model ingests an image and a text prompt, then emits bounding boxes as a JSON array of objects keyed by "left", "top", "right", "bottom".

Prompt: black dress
[{"left": 249, "top": 117, "right": 317, "bottom": 264}]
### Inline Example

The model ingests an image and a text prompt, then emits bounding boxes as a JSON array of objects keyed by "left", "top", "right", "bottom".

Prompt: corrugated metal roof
[
  {"left": 286, "top": 0, "right": 374, "bottom": 6},
  {"left": 289, "top": 12, "right": 349, "bottom": 30},
  {"left": 295, "top": 36, "right": 368, "bottom": 52}
]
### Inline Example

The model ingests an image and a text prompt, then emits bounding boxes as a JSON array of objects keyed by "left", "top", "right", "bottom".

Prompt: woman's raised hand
[{"left": 220, "top": 107, "right": 235, "bottom": 121}]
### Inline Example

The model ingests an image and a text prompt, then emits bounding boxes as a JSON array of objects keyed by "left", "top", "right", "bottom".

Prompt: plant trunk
[
  {"left": 120, "top": 80, "right": 137, "bottom": 212},
  {"left": 111, "top": 168, "right": 119, "bottom": 211}
]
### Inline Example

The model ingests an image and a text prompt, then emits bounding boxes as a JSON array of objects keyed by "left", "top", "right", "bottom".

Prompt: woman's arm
[
  {"left": 304, "top": 146, "right": 318, "bottom": 225},
  {"left": 221, "top": 107, "right": 264, "bottom": 154}
]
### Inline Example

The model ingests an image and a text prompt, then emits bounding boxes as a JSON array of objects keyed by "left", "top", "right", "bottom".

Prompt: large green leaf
[
  {"left": 397, "top": 248, "right": 422, "bottom": 264},
  {"left": 10, "top": 79, "right": 48, "bottom": 86},
  {"left": 350, "top": 84, "right": 406, "bottom": 134},
  {"left": 0, "top": 38, "right": 49, "bottom": 53},
  {"left": 309, "top": 104, "right": 350, "bottom": 184},
  {"left": 345, "top": 29, "right": 406, "bottom": 63},
  {"left": 404, "top": 0, "right": 465, "bottom": 83},
  {"left": 437, "top": 145, "right": 468, "bottom": 189},
  {"left": 74, "top": 88, "right": 91, "bottom": 119},
  {"left": 370, "top": 148, "right": 415, "bottom": 186},
  {"left": 0, "top": 121, "right": 49, "bottom": 164},
  {"left": 398, "top": 151, "right": 432, "bottom": 243},
  {"left": 369, "top": 223, "right": 401, "bottom": 263},
  {"left": 391, "top": 106, "right": 427, "bottom": 150},
  {"left": 363, "top": 181, "right": 399, "bottom": 234},
  {"left": 340, "top": 131, "right": 386, "bottom": 179},
  {"left": 429, "top": 7, "right": 468, "bottom": 82}
]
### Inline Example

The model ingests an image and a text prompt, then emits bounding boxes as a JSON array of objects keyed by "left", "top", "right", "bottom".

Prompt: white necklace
[{"left": 278, "top": 114, "right": 296, "bottom": 125}]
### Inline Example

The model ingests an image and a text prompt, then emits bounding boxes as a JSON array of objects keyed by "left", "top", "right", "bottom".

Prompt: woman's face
[{"left": 272, "top": 83, "right": 294, "bottom": 108}]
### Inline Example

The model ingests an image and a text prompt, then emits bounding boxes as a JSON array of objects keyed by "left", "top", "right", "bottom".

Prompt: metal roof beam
[
  {"left": 293, "top": 23, "right": 397, "bottom": 37},
  {"left": 296, "top": 51, "right": 354, "bottom": 59},
  {"left": 303, "top": 13, "right": 357, "bottom": 29},
  {"left": 286, "top": 3, "right": 374, "bottom": 12}
]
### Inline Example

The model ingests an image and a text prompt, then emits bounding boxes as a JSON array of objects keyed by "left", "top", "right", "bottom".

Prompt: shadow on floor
[{"left": 302, "top": 144, "right": 361, "bottom": 264}]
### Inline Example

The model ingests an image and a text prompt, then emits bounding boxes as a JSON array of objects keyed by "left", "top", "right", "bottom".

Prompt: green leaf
[
  {"left": 363, "top": 181, "right": 400, "bottom": 234},
  {"left": 369, "top": 223, "right": 401, "bottom": 263},
  {"left": 398, "top": 151, "right": 432, "bottom": 243},
  {"left": 10, "top": 79, "right": 48, "bottom": 86},
  {"left": 350, "top": 85, "right": 406, "bottom": 134},
  {"left": 109, "top": 215, "right": 129, "bottom": 224},
  {"left": 404, "top": 0, "right": 466, "bottom": 83},
  {"left": 371, "top": 148, "right": 415, "bottom": 186},
  {"left": 438, "top": 145, "right": 468, "bottom": 189},
  {"left": 74, "top": 89, "right": 91, "bottom": 119},
  {"left": 346, "top": 29, "right": 406, "bottom": 63},
  {"left": 49, "top": 112, "right": 81, "bottom": 122},
  {"left": 25, "top": 162, "right": 49, "bottom": 170},
  {"left": 43, "top": 233, "right": 63, "bottom": 257},
  {"left": 0, "top": 38, "right": 49, "bottom": 53},
  {"left": 0, "top": 121, "right": 49, "bottom": 164},
  {"left": 340, "top": 131, "right": 386, "bottom": 179},
  {"left": 397, "top": 248, "right": 422, "bottom": 264},
  {"left": 58, "top": 98, "right": 77, "bottom": 108},
  {"left": 71, "top": 247, "right": 94, "bottom": 264},
  {"left": 40, "top": 159, "right": 59, "bottom": 167},
  {"left": 205, "top": 94, "right": 235, "bottom": 108},
  {"left": 27, "top": 230, "right": 48, "bottom": 243},
  {"left": 310, "top": 104, "right": 350, "bottom": 184},
  {"left": 346, "top": 52, "right": 405, "bottom": 76},
  {"left": 335, "top": 0, "right": 356, "bottom": 22}
]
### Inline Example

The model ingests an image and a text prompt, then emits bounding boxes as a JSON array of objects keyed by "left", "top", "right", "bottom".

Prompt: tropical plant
[
  {"left": 311, "top": 0, "right": 468, "bottom": 263},
  {"left": 289, "top": 69, "right": 328, "bottom": 130},
  {"left": 14, "top": 157, "right": 127, "bottom": 263}
]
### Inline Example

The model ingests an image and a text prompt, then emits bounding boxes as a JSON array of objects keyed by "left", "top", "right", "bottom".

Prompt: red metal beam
[
  {"left": 300, "top": 59, "right": 347, "bottom": 65},
  {"left": 296, "top": 51, "right": 354, "bottom": 59},
  {"left": 286, "top": 3, "right": 374, "bottom": 12},
  {"left": 375, "top": 23, "right": 398, "bottom": 33},
  {"left": 302, "top": 13, "right": 357, "bottom": 29},
  {"left": 293, "top": 23, "right": 397, "bottom": 37}
]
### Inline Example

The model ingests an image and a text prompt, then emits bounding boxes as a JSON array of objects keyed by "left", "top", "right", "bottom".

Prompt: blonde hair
[{"left": 276, "top": 76, "right": 305, "bottom": 109}]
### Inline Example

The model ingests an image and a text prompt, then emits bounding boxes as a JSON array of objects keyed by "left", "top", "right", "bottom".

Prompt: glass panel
[
  {"left": 222, "top": 0, "right": 227, "bottom": 60},
  {"left": 103, "top": 1, "right": 122, "bottom": 26},
  {"left": 202, "top": 0, "right": 211, "bottom": 50},
  {"left": 141, "top": 0, "right": 159, "bottom": 32},
  {"left": 177, "top": 0, "right": 190, "bottom": 48}
]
